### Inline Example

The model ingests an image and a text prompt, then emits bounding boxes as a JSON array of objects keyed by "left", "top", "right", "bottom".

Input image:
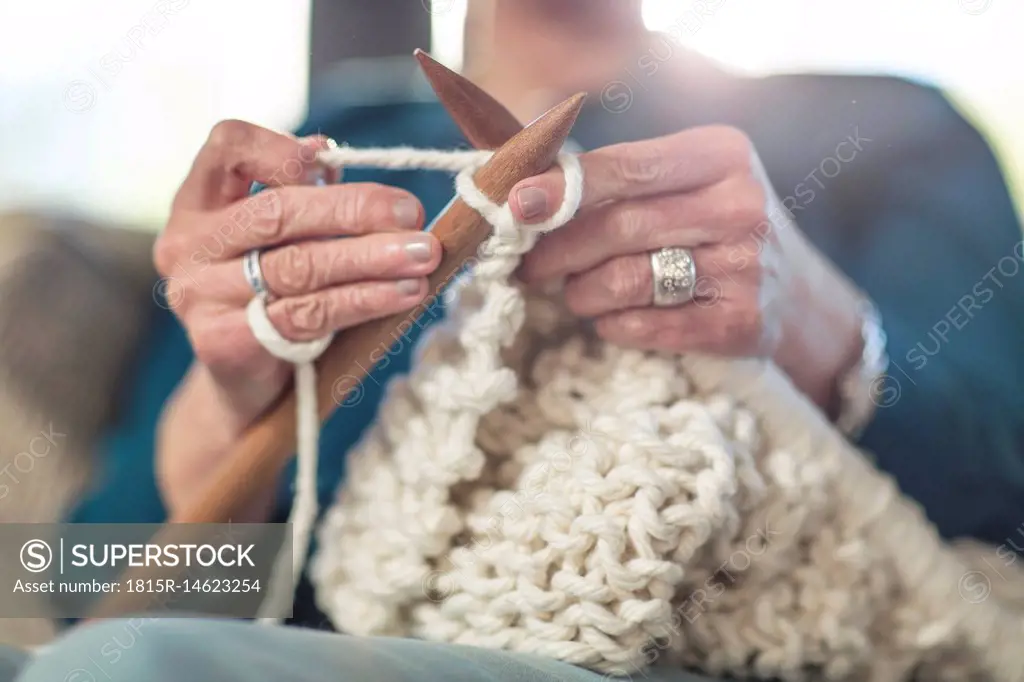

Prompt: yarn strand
[{"left": 245, "top": 295, "right": 332, "bottom": 622}]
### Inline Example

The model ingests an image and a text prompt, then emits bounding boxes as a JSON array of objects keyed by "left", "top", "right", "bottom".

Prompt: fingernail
[
  {"left": 396, "top": 279, "right": 422, "bottom": 296},
  {"left": 393, "top": 198, "right": 421, "bottom": 229},
  {"left": 404, "top": 235, "right": 434, "bottom": 263},
  {"left": 515, "top": 187, "right": 548, "bottom": 221}
]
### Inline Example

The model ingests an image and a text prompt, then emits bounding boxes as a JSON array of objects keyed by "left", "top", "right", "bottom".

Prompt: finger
[
  {"left": 593, "top": 294, "right": 763, "bottom": 358},
  {"left": 509, "top": 125, "right": 752, "bottom": 224},
  {"left": 202, "top": 232, "right": 441, "bottom": 304},
  {"left": 518, "top": 184, "right": 742, "bottom": 284},
  {"left": 166, "top": 182, "right": 424, "bottom": 266},
  {"left": 185, "top": 276, "right": 427, "bottom": 377},
  {"left": 174, "top": 120, "right": 337, "bottom": 211},
  {"left": 299, "top": 135, "right": 343, "bottom": 185},
  {"left": 562, "top": 245, "right": 749, "bottom": 317},
  {"left": 262, "top": 278, "right": 430, "bottom": 342}
]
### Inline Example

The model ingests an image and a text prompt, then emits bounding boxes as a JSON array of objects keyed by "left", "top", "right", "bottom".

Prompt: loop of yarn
[
  {"left": 245, "top": 144, "right": 1024, "bottom": 681},
  {"left": 246, "top": 295, "right": 335, "bottom": 364}
]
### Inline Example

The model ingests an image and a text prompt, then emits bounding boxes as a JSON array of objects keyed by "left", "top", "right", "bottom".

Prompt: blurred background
[
  {"left": 0, "top": 0, "right": 1020, "bottom": 649},
  {"left": 0, "top": 0, "right": 1021, "bottom": 229}
]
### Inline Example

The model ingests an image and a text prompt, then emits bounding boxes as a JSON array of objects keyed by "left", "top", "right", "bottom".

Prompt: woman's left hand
[{"left": 510, "top": 125, "right": 866, "bottom": 414}]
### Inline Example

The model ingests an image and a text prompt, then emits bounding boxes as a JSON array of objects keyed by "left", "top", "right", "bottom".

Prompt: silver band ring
[
  {"left": 243, "top": 249, "right": 272, "bottom": 300},
  {"left": 650, "top": 246, "right": 697, "bottom": 307}
]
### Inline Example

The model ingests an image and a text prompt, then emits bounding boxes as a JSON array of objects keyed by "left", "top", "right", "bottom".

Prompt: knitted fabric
[{"left": 250, "top": 146, "right": 1024, "bottom": 682}]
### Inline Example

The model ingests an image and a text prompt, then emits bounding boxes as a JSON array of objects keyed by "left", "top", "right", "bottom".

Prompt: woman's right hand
[{"left": 152, "top": 120, "right": 440, "bottom": 518}]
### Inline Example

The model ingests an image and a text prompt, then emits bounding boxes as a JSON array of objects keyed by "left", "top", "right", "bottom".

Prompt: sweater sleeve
[
  {"left": 844, "top": 91, "right": 1024, "bottom": 545},
  {"left": 70, "top": 305, "right": 192, "bottom": 524}
]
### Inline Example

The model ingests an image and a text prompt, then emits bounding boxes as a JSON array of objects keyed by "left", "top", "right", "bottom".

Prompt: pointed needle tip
[
  {"left": 564, "top": 92, "right": 588, "bottom": 117},
  {"left": 413, "top": 48, "right": 433, "bottom": 66}
]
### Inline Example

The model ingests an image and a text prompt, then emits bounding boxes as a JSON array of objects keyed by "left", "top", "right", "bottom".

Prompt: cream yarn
[{"left": 250, "top": 145, "right": 1024, "bottom": 681}]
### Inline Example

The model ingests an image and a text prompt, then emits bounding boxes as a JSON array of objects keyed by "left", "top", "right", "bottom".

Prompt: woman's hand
[
  {"left": 152, "top": 120, "right": 441, "bottom": 517},
  {"left": 509, "top": 125, "right": 866, "bottom": 414}
]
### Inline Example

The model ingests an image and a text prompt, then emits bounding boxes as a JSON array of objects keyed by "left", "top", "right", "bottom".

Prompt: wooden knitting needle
[
  {"left": 413, "top": 49, "right": 523, "bottom": 148},
  {"left": 90, "top": 53, "right": 585, "bottom": 620}
]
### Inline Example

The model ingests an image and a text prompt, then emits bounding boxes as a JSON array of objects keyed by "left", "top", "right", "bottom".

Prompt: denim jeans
[{"left": 8, "top": 619, "right": 719, "bottom": 682}]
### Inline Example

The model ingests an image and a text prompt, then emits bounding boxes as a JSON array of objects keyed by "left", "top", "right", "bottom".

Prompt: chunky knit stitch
[{"left": 247, "top": 145, "right": 1024, "bottom": 682}]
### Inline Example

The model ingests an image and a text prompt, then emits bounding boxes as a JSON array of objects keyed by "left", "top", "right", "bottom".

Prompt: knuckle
[
  {"left": 620, "top": 313, "right": 658, "bottom": 340},
  {"left": 609, "top": 204, "right": 657, "bottom": 245},
  {"left": 344, "top": 240, "right": 380, "bottom": 277},
  {"left": 319, "top": 246, "right": 350, "bottom": 286},
  {"left": 607, "top": 257, "right": 651, "bottom": 303},
  {"left": 344, "top": 284, "right": 383, "bottom": 318},
  {"left": 300, "top": 186, "right": 337, "bottom": 224},
  {"left": 266, "top": 244, "right": 317, "bottom": 294},
  {"left": 276, "top": 295, "right": 333, "bottom": 338},
  {"left": 333, "top": 185, "right": 374, "bottom": 230},
  {"left": 612, "top": 152, "right": 666, "bottom": 186},
  {"left": 245, "top": 189, "right": 285, "bottom": 240},
  {"left": 206, "top": 119, "right": 254, "bottom": 153}
]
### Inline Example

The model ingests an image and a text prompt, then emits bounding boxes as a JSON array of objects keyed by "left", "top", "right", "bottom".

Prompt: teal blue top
[{"left": 72, "top": 60, "right": 1024, "bottom": 624}]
